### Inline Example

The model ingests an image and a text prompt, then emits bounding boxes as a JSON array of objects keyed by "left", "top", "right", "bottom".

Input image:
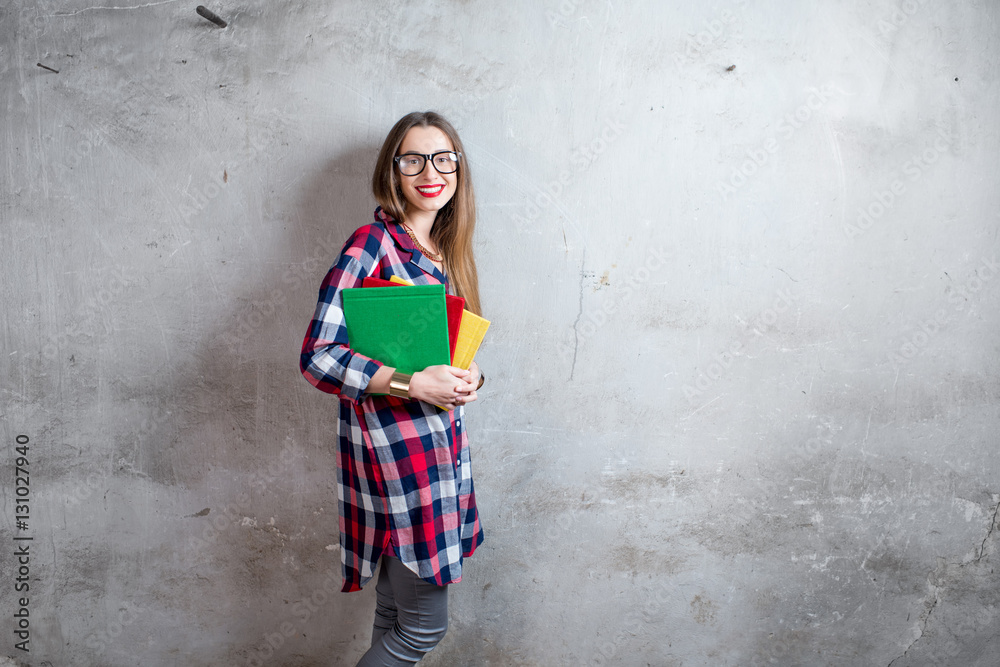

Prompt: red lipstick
[{"left": 415, "top": 184, "right": 445, "bottom": 198}]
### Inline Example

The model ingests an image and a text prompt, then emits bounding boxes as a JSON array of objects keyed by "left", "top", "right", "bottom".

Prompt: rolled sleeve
[{"left": 300, "top": 232, "right": 385, "bottom": 404}]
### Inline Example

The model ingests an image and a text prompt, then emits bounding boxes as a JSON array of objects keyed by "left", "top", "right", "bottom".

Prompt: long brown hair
[{"left": 372, "top": 111, "right": 481, "bottom": 316}]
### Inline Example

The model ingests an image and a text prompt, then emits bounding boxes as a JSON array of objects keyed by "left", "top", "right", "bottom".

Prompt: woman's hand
[{"left": 410, "top": 365, "right": 478, "bottom": 411}]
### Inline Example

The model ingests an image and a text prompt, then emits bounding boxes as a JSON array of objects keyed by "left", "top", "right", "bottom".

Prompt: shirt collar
[{"left": 375, "top": 206, "right": 448, "bottom": 284}]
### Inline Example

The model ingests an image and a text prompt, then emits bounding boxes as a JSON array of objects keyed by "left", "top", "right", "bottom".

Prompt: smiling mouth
[{"left": 415, "top": 184, "right": 445, "bottom": 197}]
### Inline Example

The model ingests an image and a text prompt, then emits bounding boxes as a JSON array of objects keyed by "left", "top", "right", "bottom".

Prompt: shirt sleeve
[{"left": 299, "top": 226, "right": 386, "bottom": 404}]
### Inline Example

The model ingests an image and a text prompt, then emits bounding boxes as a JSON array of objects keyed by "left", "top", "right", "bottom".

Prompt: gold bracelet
[
  {"left": 388, "top": 371, "right": 413, "bottom": 399},
  {"left": 476, "top": 372, "right": 485, "bottom": 390}
]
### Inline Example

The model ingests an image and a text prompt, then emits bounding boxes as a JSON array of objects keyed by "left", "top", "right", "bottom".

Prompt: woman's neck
[
  {"left": 402, "top": 210, "right": 438, "bottom": 251},
  {"left": 403, "top": 209, "right": 436, "bottom": 237}
]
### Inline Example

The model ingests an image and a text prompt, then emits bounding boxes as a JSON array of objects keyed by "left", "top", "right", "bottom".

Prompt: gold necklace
[{"left": 401, "top": 223, "right": 442, "bottom": 262}]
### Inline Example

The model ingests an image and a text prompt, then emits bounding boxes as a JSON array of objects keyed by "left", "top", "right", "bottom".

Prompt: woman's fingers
[
  {"left": 459, "top": 390, "right": 477, "bottom": 404},
  {"left": 410, "top": 366, "right": 478, "bottom": 407},
  {"left": 438, "top": 388, "right": 476, "bottom": 411}
]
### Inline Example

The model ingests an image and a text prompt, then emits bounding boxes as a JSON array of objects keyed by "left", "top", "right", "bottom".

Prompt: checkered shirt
[{"left": 300, "top": 207, "right": 484, "bottom": 592}]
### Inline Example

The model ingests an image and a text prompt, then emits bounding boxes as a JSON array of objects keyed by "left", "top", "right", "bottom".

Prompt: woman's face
[{"left": 396, "top": 125, "right": 458, "bottom": 222}]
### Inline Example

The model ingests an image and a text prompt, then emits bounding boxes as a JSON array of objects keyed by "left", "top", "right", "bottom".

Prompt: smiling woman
[
  {"left": 299, "top": 111, "right": 486, "bottom": 667},
  {"left": 372, "top": 112, "right": 481, "bottom": 317}
]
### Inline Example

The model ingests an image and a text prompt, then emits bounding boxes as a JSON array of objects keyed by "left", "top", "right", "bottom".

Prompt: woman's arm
[
  {"left": 299, "top": 228, "right": 385, "bottom": 403},
  {"left": 301, "top": 225, "right": 483, "bottom": 409}
]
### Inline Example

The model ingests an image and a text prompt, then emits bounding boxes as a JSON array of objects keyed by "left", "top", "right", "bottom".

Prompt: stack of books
[{"left": 341, "top": 276, "right": 490, "bottom": 380}]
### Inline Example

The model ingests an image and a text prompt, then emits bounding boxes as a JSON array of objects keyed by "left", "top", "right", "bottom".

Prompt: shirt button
[
  {"left": 456, "top": 420, "right": 461, "bottom": 427},
  {"left": 457, "top": 459, "right": 461, "bottom": 467}
]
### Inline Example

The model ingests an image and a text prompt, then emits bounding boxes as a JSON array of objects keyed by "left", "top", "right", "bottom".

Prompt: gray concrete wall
[{"left": 2, "top": 1, "right": 998, "bottom": 665}]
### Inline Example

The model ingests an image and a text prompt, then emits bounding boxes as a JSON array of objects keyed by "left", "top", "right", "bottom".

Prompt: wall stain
[{"left": 690, "top": 594, "right": 717, "bottom": 625}]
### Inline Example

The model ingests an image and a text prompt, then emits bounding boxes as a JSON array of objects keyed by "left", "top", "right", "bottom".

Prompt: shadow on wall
[{"left": 134, "top": 144, "right": 385, "bottom": 665}]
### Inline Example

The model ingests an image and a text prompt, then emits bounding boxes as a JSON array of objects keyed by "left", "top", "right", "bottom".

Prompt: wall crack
[
  {"left": 976, "top": 496, "right": 1000, "bottom": 562},
  {"left": 887, "top": 595, "right": 939, "bottom": 667},
  {"left": 569, "top": 248, "right": 586, "bottom": 381},
  {"left": 886, "top": 493, "right": 997, "bottom": 666},
  {"left": 50, "top": 0, "right": 182, "bottom": 17}
]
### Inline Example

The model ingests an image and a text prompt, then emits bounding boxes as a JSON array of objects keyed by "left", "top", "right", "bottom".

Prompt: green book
[{"left": 341, "top": 284, "right": 451, "bottom": 374}]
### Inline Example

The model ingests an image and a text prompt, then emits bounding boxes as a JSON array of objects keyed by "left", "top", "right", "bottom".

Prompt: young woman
[{"left": 299, "top": 111, "right": 485, "bottom": 666}]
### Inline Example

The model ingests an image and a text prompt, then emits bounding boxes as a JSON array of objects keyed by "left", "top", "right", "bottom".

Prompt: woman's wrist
[
  {"left": 365, "top": 365, "right": 396, "bottom": 396},
  {"left": 406, "top": 369, "right": 426, "bottom": 402}
]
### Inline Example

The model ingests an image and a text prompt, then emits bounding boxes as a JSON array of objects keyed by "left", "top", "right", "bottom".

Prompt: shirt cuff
[{"left": 340, "top": 354, "right": 383, "bottom": 404}]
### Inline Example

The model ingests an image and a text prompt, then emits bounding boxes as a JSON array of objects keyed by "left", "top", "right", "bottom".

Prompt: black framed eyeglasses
[{"left": 394, "top": 151, "right": 461, "bottom": 176}]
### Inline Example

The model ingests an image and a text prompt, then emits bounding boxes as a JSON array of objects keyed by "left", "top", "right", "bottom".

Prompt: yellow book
[{"left": 451, "top": 311, "right": 490, "bottom": 370}]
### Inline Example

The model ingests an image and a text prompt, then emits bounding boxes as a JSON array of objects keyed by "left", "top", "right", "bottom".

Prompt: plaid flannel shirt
[{"left": 300, "top": 207, "right": 484, "bottom": 592}]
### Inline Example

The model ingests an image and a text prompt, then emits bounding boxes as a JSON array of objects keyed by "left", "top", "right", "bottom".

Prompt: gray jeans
[{"left": 355, "top": 556, "right": 450, "bottom": 666}]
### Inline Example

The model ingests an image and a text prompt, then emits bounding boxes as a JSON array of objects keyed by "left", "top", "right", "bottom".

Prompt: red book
[{"left": 362, "top": 277, "right": 465, "bottom": 363}]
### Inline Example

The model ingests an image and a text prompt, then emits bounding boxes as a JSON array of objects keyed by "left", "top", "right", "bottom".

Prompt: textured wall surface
[{"left": 2, "top": 1, "right": 999, "bottom": 665}]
